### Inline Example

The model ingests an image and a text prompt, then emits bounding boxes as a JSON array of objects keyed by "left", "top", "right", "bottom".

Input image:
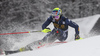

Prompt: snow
[
  {"left": 8, "top": 14, "right": 100, "bottom": 56},
  {"left": 8, "top": 35, "right": 100, "bottom": 56}
]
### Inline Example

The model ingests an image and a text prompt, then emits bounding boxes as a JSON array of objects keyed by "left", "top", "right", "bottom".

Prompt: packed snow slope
[{"left": 9, "top": 35, "right": 100, "bottom": 56}]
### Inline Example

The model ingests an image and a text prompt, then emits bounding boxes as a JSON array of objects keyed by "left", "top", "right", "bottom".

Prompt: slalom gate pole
[{"left": 0, "top": 30, "right": 42, "bottom": 35}]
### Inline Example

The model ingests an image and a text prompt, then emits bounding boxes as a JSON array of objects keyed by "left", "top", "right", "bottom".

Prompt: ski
[
  {"left": 75, "top": 37, "right": 83, "bottom": 40},
  {"left": 5, "top": 50, "right": 19, "bottom": 55}
]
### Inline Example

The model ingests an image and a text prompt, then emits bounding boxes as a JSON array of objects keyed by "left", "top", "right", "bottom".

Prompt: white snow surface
[
  {"left": 9, "top": 35, "right": 100, "bottom": 56},
  {"left": 8, "top": 14, "right": 100, "bottom": 56}
]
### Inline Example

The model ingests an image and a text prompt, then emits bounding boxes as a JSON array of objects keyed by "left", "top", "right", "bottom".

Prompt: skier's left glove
[
  {"left": 75, "top": 34, "right": 80, "bottom": 40},
  {"left": 42, "top": 28, "right": 51, "bottom": 33}
]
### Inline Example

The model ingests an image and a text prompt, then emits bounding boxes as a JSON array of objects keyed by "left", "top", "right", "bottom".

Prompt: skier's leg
[
  {"left": 24, "top": 39, "right": 45, "bottom": 50},
  {"left": 9, "top": 29, "right": 58, "bottom": 53},
  {"left": 57, "top": 31, "right": 68, "bottom": 42},
  {"left": 42, "top": 29, "right": 57, "bottom": 43},
  {"left": 15, "top": 29, "right": 57, "bottom": 51}
]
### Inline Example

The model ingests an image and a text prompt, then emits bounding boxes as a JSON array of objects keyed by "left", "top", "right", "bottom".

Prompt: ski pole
[{"left": 0, "top": 30, "right": 42, "bottom": 35}]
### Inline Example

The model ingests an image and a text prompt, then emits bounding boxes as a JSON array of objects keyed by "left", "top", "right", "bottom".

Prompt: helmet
[
  {"left": 52, "top": 8, "right": 62, "bottom": 15},
  {"left": 52, "top": 8, "right": 62, "bottom": 20}
]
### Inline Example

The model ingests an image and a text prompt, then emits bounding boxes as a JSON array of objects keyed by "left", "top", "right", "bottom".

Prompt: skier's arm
[
  {"left": 42, "top": 16, "right": 52, "bottom": 30},
  {"left": 65, "top": 19, "right": 79, "bottom": 34}
]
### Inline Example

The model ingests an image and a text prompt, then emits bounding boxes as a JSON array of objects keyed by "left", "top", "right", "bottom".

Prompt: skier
[{"left": 41, "top": 8, "right": 80, "bottom": 42}]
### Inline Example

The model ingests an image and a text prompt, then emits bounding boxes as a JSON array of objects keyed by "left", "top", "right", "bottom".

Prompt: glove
[
  {"left": 75, "top": 34, "right": 80, "bottom": 40},
  {"left": 42, "top": 28, "right": 51, "bottom": 33}
]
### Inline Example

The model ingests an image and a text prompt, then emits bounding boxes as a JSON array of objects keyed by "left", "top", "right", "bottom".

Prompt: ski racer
[{"left": 42, "top": 8, "right": 80, "bottom": 42}]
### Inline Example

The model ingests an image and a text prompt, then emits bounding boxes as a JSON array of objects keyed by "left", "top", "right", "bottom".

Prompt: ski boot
[{"left": 75, "top": 34, "right": 83, "bottom": 40}]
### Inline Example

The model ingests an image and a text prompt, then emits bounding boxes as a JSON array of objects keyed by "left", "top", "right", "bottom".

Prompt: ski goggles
[{"left": 52, "top": 11, "right": 60, "bottom": 19}]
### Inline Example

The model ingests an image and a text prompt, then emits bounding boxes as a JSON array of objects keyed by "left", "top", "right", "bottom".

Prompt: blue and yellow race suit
[{"left": 42, "top": 15, "right": 79, "bottom": 41}]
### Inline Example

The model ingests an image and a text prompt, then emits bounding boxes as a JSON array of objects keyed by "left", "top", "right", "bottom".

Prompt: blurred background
[{"left": 0, "top": 0, "right": 100, "bottom": 50}]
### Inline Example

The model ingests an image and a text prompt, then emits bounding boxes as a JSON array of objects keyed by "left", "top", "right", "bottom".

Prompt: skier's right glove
[{"left": 42, "top": 28, "right": 51, "bottom": 33}]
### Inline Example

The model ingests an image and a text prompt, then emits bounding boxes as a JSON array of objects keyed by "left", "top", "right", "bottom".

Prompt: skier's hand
[
  {"left": 42, "top": 28, "right": 51, "bottom": 33},
  {"left": 75, "top": 34, "right": 80, "bottom": 40}
]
